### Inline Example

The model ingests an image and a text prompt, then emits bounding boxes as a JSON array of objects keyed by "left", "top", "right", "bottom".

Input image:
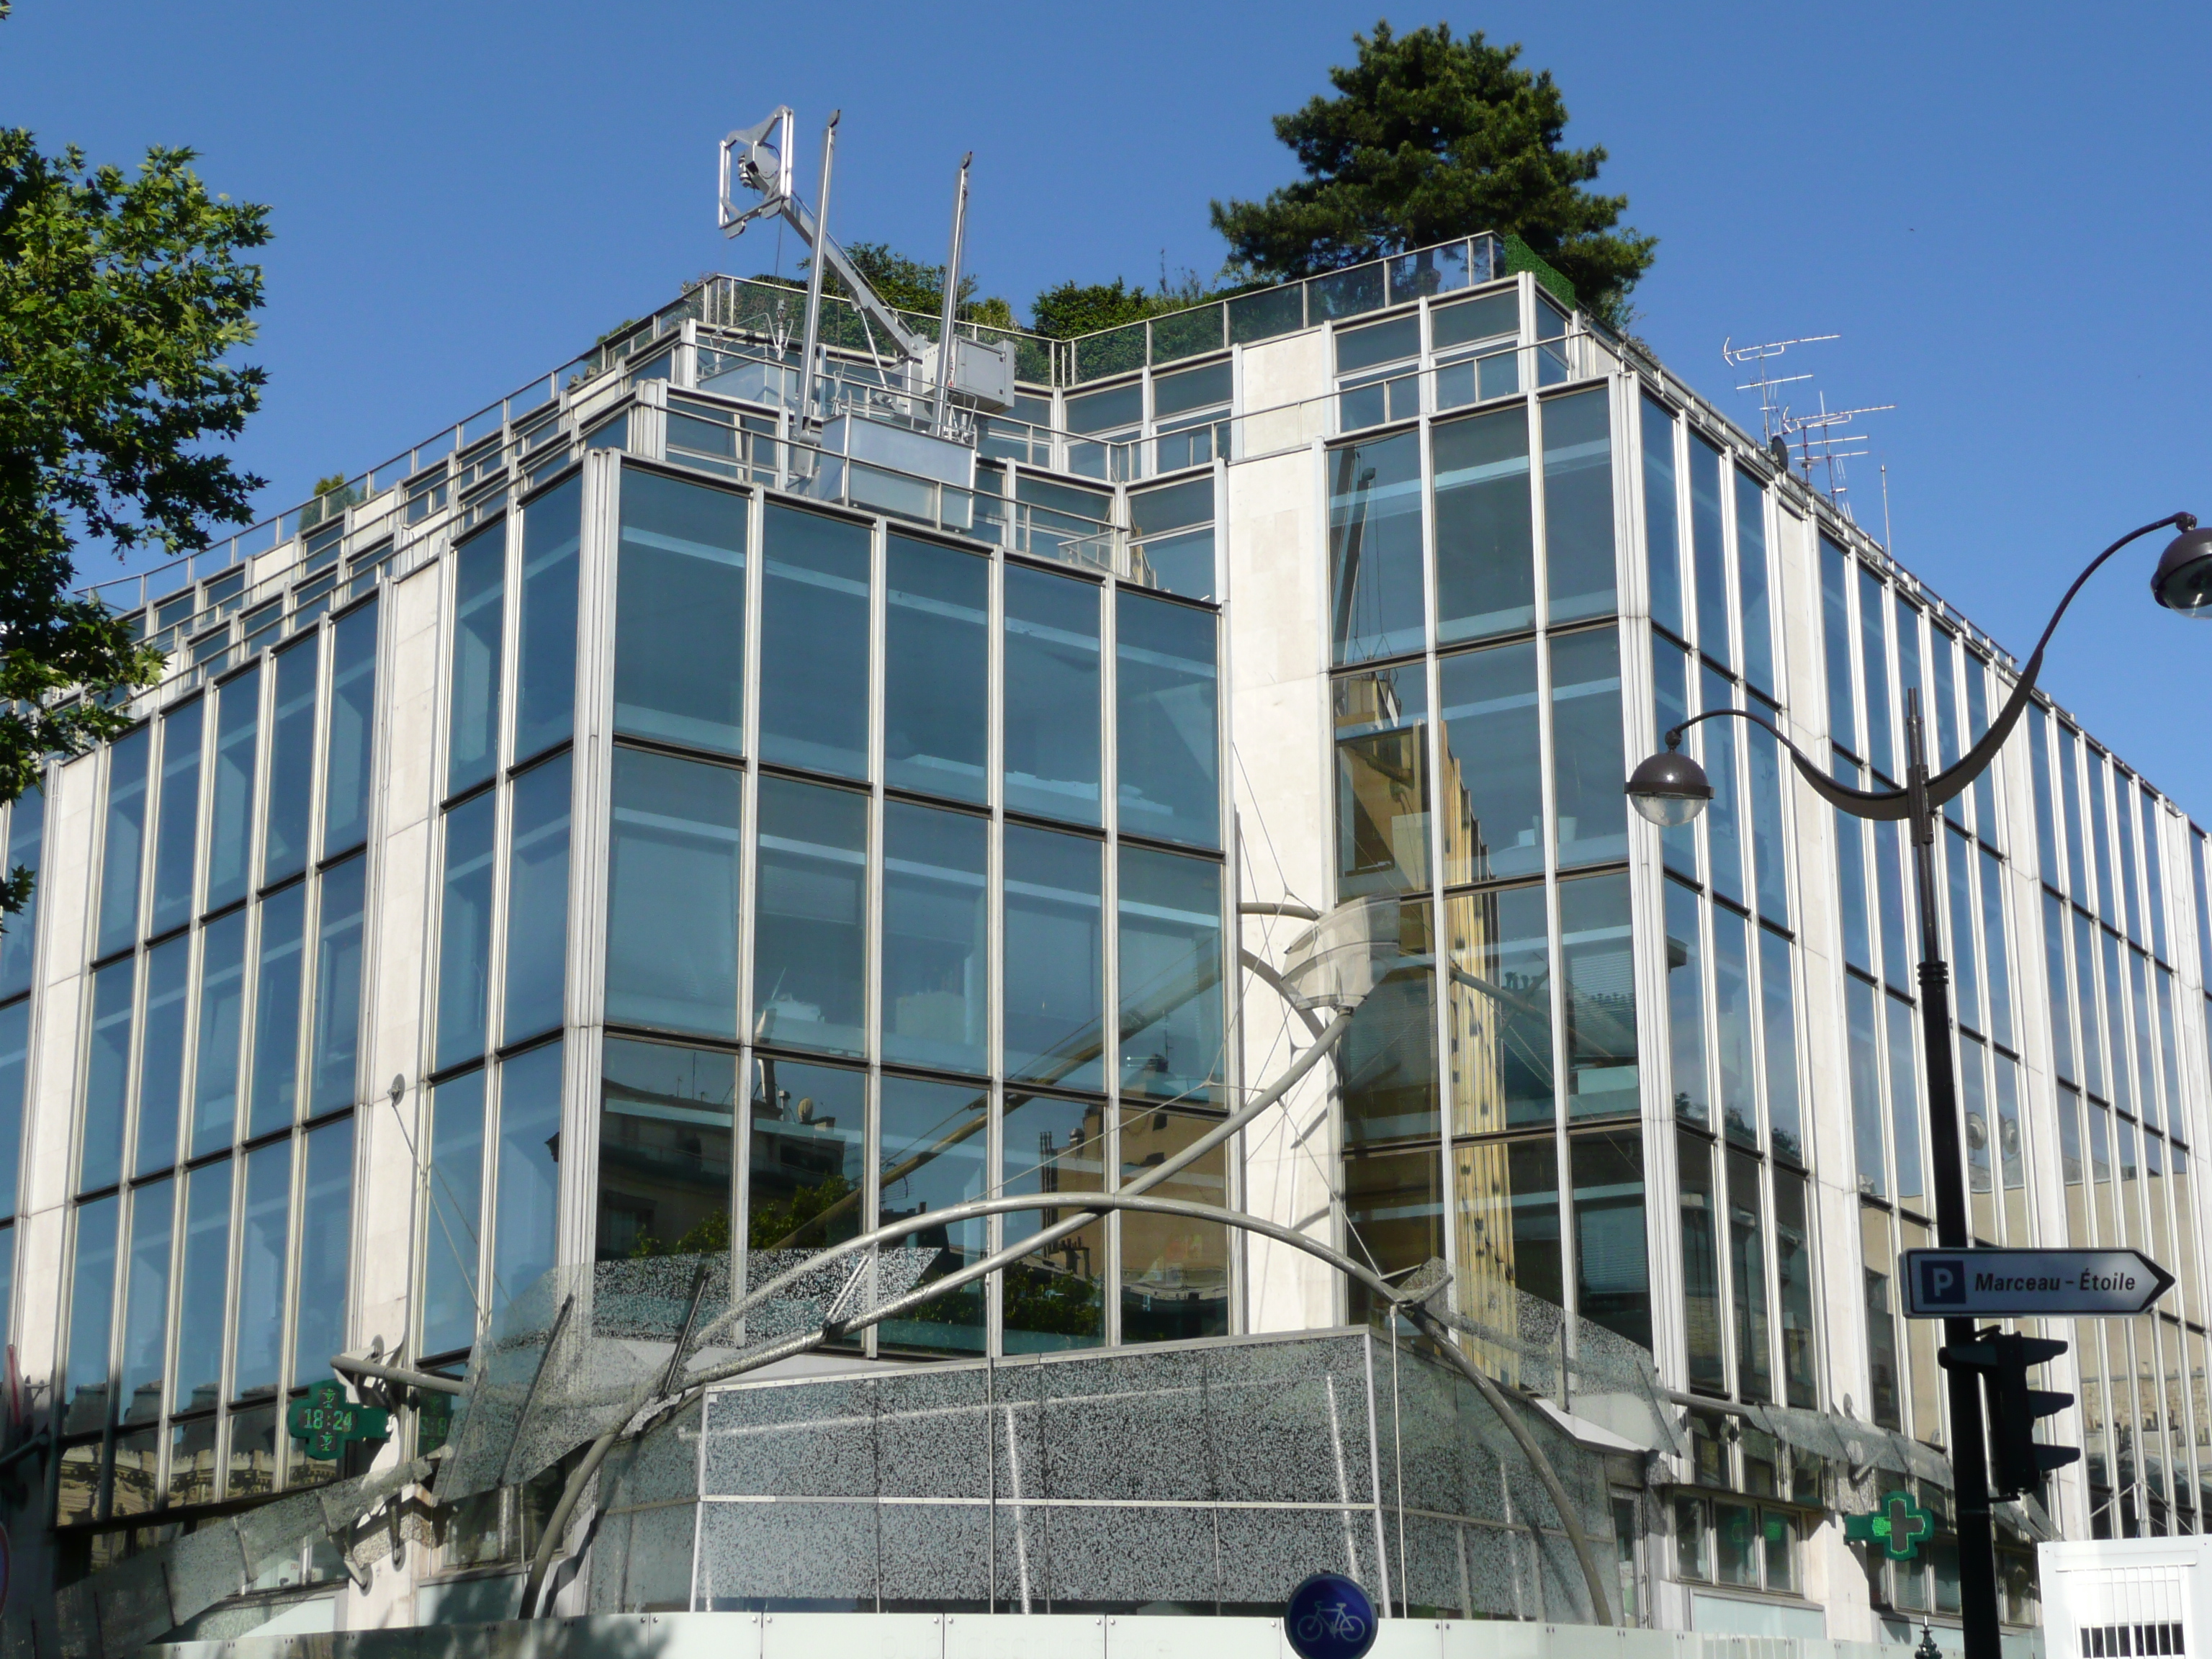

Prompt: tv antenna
[{"left": 1722, "top": 332, "right": 1893, "bottom": 524}]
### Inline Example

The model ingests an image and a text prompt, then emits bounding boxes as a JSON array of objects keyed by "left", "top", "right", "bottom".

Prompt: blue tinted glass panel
[
  {"left": 322, "top": 603, "right": 377, "bottom": 855},
  {"left": 150, "top": 701, "right": 203, "bottom": 938},
  {"left": 2028, "top": 706, "right": 2059, "bottom": 889},
  {"left": 1874, "top": 820, "right": 1911, "bottom": 995},
  {"left": 1836, "top": 762, "right": 1872, "bottom": 976},
  {"left": 596, "top": 1039, "right": 736, "bottom": 1262},
  {"left": 0, "top": 1000, "right": 26, "bottom": 1213},
  {"left": 2059, "top": 727, "right": 2090, "bottom": 902},
  {"left": 204, "top": 668, "right": 258, "bottom": 913},
  {"left": 1335, "top": 665, "right": 1430, "bottom": 898},
  {"left": 1439, "top": 640, "right": 1541, "bottom": 884},
  {"left": 81, "top": 963, "right": 134, "bottom": 1192},
  {"left": 999, "top": 1090, "right": 1105, "bottom": 1352},
  {"left": 615, "top": 467, "right": 747, "bottom": 755},
  {"left": 448, "top": 523, "right": 505, "bottom": 796},
  {"left": 2105, "top": 778, "right": 2141, "bottom": 946},
  {"left": 1563, "top": 872, "right": 1639, "bottom": 1120},
  {"left": 884, "top": 537, "right": 986, "bottom": 804},
  {"left": 1701, "top": 667, "right": 1745, "bottom": 908},
  {"left": 1964, "top": 658, "right": 1997, "bottom": 842},
  {"left": 1543, "top": 387, "right": 1614, "bottom": 624},
  {"left": 744, "top": 1057, "right": 863, "bottom": 1259},
  {"left": 310, "top": 855, "right": 367, "bottom": 1114},
  {"left": 752, "top": 776, "right": 867, "bottom": 1058},
  {"left": 292, "top": 1117, "right": 353, "bottom": 1381},
  {"left": 493, "top": 1041, "right": 563, "bottom": 1321},
  {"left": 1003, "top": 824, "right": 1104, "bottom": 1089},
  {"left": 1118, "top": 845, "right": 1223, "bottom": 1107},
  {"left": 1947, "top": 826, "right": 1982, "bottom": 1034},
  {"left": 1004, "top": 565, "right": 1102, "bottom": 824},
  {"left": 1641, "top": 398, "right": 1681, "bottom": 639},
  {"left": 1760, "top": 928, "right": 1802, "bottom": 1166},
  {"left": 1820, "top": 538, "right": 1856, "bottom": 758},
  {"left": 1747, "top": 703, "right": 1789, "bottom": 927},
  {"left": 881, "top": 801, "right": 986, "bottom": 1076},
  {"left": 1846, "top": 976, "right": 1884, "bottom": 1199},
  {"left": 1663, "top": 878, "right": 1707, "bottom": 1128},
  {"left": 1117, "top": 592, "right": 1218, "bottom": 850},
  {"left": 2073, "top": 907, "right": 2105, "bottom": 1100},
  {"left": 503, "top": 754, "right": 571, "bottom": 1046},
  {"left": 1446, "top": 882, "right": 1552, "bottom": 1133},
  {"left": 515, "top": 475, "right": 581, "bottom": 763},
  {"left": 2089, "top": 755, "right": 2118, "bottom": 930},
  {"left": 1713, "top": 907, "right": 1755, "bottom": 1147},
  {"left": 1887, "top": 994, "right": 1923, "bottom": 1204},
  {"left": 1434, "top": 404, "right": 1533, "bottom": 644},
  {"left": 1979, "top": 845, "right": 2014, "bottom": 1052},
  {"left": 248, "top": 883, "right": 305, "bottom": 1137},
  {"left": 117, "top": 1178, "right": 171, "bottom": 1427},
  {"left": 1689, "top": 434, "right": 1727, "bottom": 665},
  {"left": 758, "top": 505, "right": 870, "bottom": 781},
  {"left": 1735, "top": 472, "right": 1773, "bottom": 694},
  {"left": 63, "top": 1195, "right": 118, "bottom": 1434},
  {"left": 1653, "top": 631, "right": 1695, "bottom": 881},
  {"left": 876, "top": 1074, "right": 989, "bottom": 1355},
  {"left": 1894, "top": 600, "right": 1925, "bottom": 765},
  {"left": 1328, "top": 431, "right": 1424, "bottom": 665},
  {"left": 96, "top": 727, "right": 150, "bottom": 958},
  {"left": 2141, "top": 788, "right": 2169, "bottom": 964},
  {"left": 135, "top": 935, "right": 189, "bottom": 1175},
  {"left": 1858, "top": 570, "right": 1892, "bottom": 780},
  {"left": 2043, "top": 891, "right": 2076, "bottom": 1084},
  {"left": 171, "top": 1159, "right": 230, "bottom": 1413},
  {"left": 424, "top": 1069, "right": 484, "bottom": 1357},
  {"left": 607, "top": 747, "right": 741, "bottom": 1038},
  {"left": 231, "top": 1139, "right": 289, "bottom": 1400},
  {"left": 1572, "top": 1125, "right": 1648, "bottom": 1350},
  {"left": 0, "top": 787, "right": 43, "bottom": 1000},
  {"left": 261, "top": 639, "right": 318, "bottom": 886},
  {"left": 1340, "top": 901, "right": 1438, "bottom": 1144},
  {"left": 436, "top": 793, "right": 496, "bottom": 1071},
  {"left": 1550, "top": 627, "right": 1627, "bottom": 870},
  {"left": 192, "top": 909, "right": 247, "bottom": 1156}
]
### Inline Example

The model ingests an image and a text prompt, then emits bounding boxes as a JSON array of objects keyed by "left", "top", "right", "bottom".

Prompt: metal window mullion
[
  {"left": 554, "top": 454, "right": 617, "bottom": 1272},
  {"left": 1100, "top": 571, "right": 1123, "bottom": 1347},
  {"left": 1418, "top": 407, "right": 1456, "bottom": 1313},
  {"left": 730, "top": 486, "right": 768, "bottom": 1331},
  {"left": 212, "top": 1135, "right": 248, "bottom": 1498},
  {"left": 863, "top": 516, "right": 888, "bottom": 1357},
  {"left": 985, "top": 544, "right": 1006, "bottom": 1359}
]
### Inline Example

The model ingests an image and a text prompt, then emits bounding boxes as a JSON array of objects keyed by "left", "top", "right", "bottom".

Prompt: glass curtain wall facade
[
  {"left": 1323, "top": 321, "right": 1655, "bottom": 1372},
  {"left": 57, "top": 597, "right": 374, "bottom": 1537},
  {"left": 19, "top": 244, "right": 2212, "bottom": 1633}
]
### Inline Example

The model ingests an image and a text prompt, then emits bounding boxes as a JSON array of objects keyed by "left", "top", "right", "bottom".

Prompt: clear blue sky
[{"left": 6, "top": 1, "right": 2208, "bottom": 817}]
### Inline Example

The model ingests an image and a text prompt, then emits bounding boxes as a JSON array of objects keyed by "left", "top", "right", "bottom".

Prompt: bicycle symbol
[
  {"left": 1285, "top": 1570, "right": 1377, "bottom": 1659},
  {"left": 1295, "top": 1601, "right": 1369, "bottom": 1646}
]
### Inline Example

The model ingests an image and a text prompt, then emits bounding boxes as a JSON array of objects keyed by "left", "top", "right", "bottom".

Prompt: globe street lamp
[{"left": 1627, "top": 511, "right": 2200, "bottom": 1659}]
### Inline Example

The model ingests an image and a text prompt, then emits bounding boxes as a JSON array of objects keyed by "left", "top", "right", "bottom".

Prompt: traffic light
[{"left": 1939, "top": 1328, "right": 2082, "bottom": 1498}]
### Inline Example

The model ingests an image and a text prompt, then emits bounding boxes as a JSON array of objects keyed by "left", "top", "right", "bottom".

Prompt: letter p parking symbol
[{"left": 1917, "top": 1256, "right": 1966, "bottom": 1309}]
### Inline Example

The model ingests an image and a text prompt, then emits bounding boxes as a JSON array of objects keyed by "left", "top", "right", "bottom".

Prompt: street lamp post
[{"left": 1627, "top": 512, "right": 2211, "bottom": 1659}]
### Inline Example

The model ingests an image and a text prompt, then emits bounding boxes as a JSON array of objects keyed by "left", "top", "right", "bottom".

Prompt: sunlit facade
[{"left": 6, "top": 231, "right": 2209, "bottom": 1650}]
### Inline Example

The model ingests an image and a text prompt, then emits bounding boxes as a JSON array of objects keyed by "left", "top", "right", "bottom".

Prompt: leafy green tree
[
  {"left": 1210, "top": 21, "right": 1655, "bottom": 330},
  {"left": 0, "top": 127, "right": 269, "bottom": 912}
]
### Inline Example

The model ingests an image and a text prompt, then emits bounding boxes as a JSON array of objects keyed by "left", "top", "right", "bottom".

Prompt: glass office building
[{"left": 11, "top": 230, "right": 2210, "bottom": 1647}]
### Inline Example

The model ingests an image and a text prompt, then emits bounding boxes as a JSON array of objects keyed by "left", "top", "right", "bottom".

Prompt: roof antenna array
[
  {"left": 1722, "top": 333, "right": 1894, "bottom": 531},
  {"left": 719, "top": 109, "right": 1012, "bottom": 432}
]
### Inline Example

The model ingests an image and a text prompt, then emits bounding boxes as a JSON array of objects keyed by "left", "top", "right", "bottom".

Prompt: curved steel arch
[{"left": 517, "top": 1187, "right": 1617, "bottom": 1628}]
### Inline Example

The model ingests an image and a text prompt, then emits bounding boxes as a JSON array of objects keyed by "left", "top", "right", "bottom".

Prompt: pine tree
[{"left": 1210, "top": 22, "right": 1656, "bottom": 331}]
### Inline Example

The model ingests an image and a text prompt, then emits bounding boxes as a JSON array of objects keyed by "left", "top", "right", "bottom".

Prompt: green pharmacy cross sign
[
  {"left": 286, "top": 1380, "right": 390, "bottom": 1462},
  {"left": 1845, "top": 1491, "right": 1935, "bottom": 1560}
]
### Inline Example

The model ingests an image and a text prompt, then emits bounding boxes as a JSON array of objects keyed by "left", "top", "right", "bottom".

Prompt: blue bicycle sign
[{"left": 1285, "top": 1571, "right": 1377, "bottom": 1659}]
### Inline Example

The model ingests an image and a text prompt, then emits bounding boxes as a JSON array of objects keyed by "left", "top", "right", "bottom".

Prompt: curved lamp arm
[{"left": 1662, "top": 511, "right": 2195, "bottom": 823}]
